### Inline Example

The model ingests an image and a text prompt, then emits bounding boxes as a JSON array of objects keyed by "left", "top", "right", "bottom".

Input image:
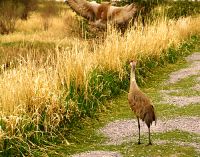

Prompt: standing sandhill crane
[{"left": 128, "top": 61, "right": 156, "bottom": 145}]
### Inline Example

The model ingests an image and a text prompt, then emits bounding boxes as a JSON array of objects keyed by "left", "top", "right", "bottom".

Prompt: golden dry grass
[
  {"left": 0, "top": 10, "right": 81, "bottom": 43},
  {"left": 95, "top": 16, "right": 200, "bottom": 73},
  {"left": 0, "top": 9, "right": 200, "bottom": 141}
]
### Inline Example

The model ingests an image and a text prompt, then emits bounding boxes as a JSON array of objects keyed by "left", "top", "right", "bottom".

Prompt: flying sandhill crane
[
  {"left": 65, "top": 0, "right": 139, "bottom": 30},
  {"left": 128, "top": 61, "right": 156, "bottom": 145}
]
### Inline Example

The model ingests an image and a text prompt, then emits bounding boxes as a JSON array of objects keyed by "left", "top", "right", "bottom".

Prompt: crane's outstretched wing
[
  {"left": 66, "top": 0, "right": 100, "bottom": 21},
  {"left": 66, "top": 0, "right": 139, "bottom": 27},
  {"left": 108, "top": 3, "right": 138, "bottom": 24}
]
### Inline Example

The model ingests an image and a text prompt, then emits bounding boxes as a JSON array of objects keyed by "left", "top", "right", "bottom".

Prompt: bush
[
  {"left": 114, "top": 0, "right": 200, "bottom": 25},
  {"left": 0, "top": 0, "right": 38, "bottom": 34},
  {"left": 166, "top": 1, "right": 200, "bottom": 19},
  {"left": 0, "top": 0, "right": 24, "bottom": 34},
  {"left": 20, "top": 0, "right": 38, "bottom": 20}
]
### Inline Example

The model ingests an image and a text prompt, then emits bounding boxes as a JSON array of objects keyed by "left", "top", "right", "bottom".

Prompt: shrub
[
  {"left": 166, "top": 1, "right": 200, "bottom": 19},
  {"left": 20, "top": 0, "right": 38, "bottom": 20},
  {"left": 0, "top": 0, "right": 24, "bottom": 34},
  {"left": 0, "top": 0, "right": 38, "bottom": 34}
]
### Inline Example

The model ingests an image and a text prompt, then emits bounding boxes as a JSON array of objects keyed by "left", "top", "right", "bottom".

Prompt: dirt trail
[
  {"left": 71, "top": 151, "right": 123, "bottom": 157},
  {"left": 99, "top": 52, "right": 200, "bottom": 146},
  {"left": 167, "top": 52, "right": 200, "bottom": 84},
  {"left": 99, "top": 117, "right": 200, "bottom": 145},
  {"left": 71, "top": 52, "right": 200, "bottom": 157}
]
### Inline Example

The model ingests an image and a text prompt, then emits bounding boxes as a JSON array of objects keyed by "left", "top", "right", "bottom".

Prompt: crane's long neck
[{"left": 130, "top": 67, "right": 139, "bottom": 91}]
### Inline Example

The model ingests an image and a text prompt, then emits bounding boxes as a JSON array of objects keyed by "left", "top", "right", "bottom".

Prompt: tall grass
[
  {"left": 96, "top": 16, "right": 200, "bottom": 72},
  {"left": 0, "top": 9, "right": 200, "bottom": 155}
]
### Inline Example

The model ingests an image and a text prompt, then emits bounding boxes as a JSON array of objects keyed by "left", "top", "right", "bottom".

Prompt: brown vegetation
[{"left": 0, "top": 0, "right": 38, "bottom": 34}]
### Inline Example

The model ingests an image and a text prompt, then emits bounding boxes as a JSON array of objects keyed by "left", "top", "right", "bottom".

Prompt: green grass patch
[
  {"left": 0, "top": 40, "right": 55, "bottom": 49},
  {"left": 120, "top": 143, "right": 199, "bottom": 157},
  {"left": 155, "top": 103, "right": 200, "bottom": 118},
  {"left": 162, "top": 75, "right": 200, "bottom": 96},
  {"left": 155, "top": 130, "right": 200, "bottom": 144}
]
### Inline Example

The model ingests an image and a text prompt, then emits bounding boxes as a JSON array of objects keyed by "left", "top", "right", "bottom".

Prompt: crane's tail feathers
[{"left": 153, "top": 107, "right": 157, "bottom": 126}]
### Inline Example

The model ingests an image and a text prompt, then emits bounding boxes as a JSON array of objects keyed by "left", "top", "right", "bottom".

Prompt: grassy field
[
  {"left": 46, "top": 40, "right": 200, "bottom": 156},
  {"left": 0, "top": 1, "right": 200, "bottom": 156},
  {"left": 48, "top": 40, "right": 200, "bottom": 157}
]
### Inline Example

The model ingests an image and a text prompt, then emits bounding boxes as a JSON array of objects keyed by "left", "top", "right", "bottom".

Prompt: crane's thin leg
[
  {"left": 148, "top": 126, "right": 152, "bottom": 145},
  {"left": 137, "top": 117, "right": 141, "bottom": 144}
]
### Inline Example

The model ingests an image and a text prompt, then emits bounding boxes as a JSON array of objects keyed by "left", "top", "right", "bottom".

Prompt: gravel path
[
  {"left": 196, "top": 77, "right": 200, "bottom": 82},
  {"left": 167, "top": 52, "right": 200, "bottom": 84},
  {"left": 99, "top": 53, "right": 200, "bottom": 146},
  {"left": 186, "top": 52, "right": 200, "bottom": 62},
  {"left": 161, "top": 95, "right": 200, "bottom": 106},
  {"left": 161, "top": 52, "right": 200, "bottom": 106},
  {"left": 71, "top": 151, "right": 123, "bottom": 157},
  {"left": 99, "top": 117, "right": 200, "bottom": 145},
  {"left": 160, "top": 81, "right": 200, "bottom": 95},
  {"left": 71, "top": 52, "right": 200, "bottom": 156},
  {"left": 192, "top": 84, "right": 200, "bottom": 91}
]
